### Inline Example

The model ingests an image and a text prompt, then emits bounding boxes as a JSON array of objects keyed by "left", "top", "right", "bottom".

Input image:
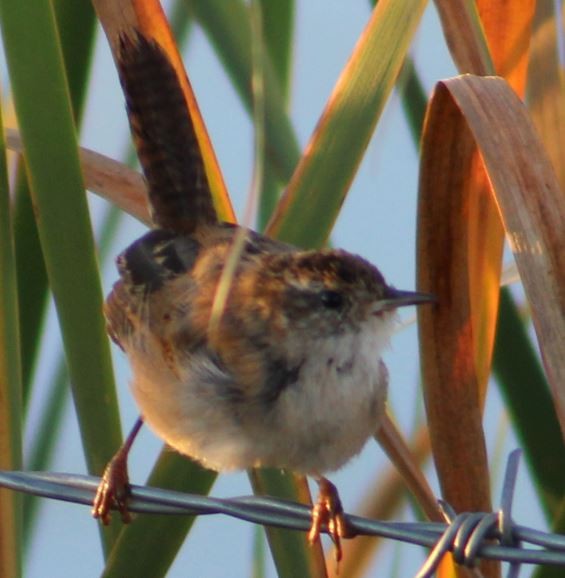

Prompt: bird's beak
[{"left": 376, "top": 288, "right": 436, "bottom": 313}]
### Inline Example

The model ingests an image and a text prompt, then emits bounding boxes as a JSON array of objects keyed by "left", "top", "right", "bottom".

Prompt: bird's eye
[{"left": 320, "top": 290, "right": 344, "bottom": 309}]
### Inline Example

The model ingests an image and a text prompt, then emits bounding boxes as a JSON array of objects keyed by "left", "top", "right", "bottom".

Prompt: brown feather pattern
[{"left": 117, "top": 33, "right": 217, "bottom": 232}]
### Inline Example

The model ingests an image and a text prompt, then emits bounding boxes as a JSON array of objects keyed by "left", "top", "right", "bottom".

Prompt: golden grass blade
[
  {"left": 476, "top": 0, "right": 535, "bottom": 94},
  {"left": 434, "top": 0, "right": 494, "bottom": 75},
  {"left": 329, "top": 425, "right": 432, "bottom": 578},
  {"left": 375, "top": 414, "right": 439, "bottom": 521},
  {"left": 528, "top": 1, "right": 565, "bottom": 190}
]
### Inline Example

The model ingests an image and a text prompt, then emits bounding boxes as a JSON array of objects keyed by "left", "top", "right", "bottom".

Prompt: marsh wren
[{"left": 93, "top": 33, "right": 433, "bottom": 560}]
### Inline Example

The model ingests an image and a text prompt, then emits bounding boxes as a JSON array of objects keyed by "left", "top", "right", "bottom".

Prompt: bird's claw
[
  {"left": 308, "top": 478, "right": 353, "bottom": 567},
  {"left": 92, "top": 451, "right": 132, "bottom": 525}
]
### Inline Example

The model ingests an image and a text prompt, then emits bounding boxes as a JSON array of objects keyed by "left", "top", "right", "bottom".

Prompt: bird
[{"left": 92, "top": 31, "right": 434, "bottom": 563}]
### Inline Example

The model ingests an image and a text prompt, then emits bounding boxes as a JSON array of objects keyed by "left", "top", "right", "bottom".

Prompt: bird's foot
[
  {"left": 92, "top": 448, "right": 132, "bottom": 525},
  {"left": 308, "top": 477, "right": 353, "bottom": 567}
]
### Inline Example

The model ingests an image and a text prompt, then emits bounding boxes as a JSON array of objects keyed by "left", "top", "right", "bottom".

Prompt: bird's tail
[{"left": 117, "top": 32, "right": 218, "bottom": 232}]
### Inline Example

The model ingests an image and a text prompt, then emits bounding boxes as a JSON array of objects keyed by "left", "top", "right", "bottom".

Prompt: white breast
[
  {"left": 127, "top": 313, "right": 395, "bottom": 475},
  {"left": 264, "top": 313, "right": 393, "bottom": 474}
]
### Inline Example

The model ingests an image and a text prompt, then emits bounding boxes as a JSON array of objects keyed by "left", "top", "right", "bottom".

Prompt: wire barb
[{"left": 1, "top": 451, "right": 564, "bottom": 577}]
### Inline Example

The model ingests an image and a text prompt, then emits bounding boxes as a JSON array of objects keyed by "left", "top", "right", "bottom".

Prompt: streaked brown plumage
[
  {"left": 117, "top": 33, "right": 217, "bottom": 232},
  {"left": 95, "top": 33, "right": 434, "bottom": 563}
]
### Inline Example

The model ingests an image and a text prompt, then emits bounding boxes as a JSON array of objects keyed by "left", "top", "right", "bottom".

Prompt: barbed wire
[{"left": 1, "top": 450, "right": 564, "bottom": 577}]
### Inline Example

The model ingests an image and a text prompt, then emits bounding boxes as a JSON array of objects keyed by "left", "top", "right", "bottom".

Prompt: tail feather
[{"left": 117, "top": 33, "right": 218, "bottom": 232}]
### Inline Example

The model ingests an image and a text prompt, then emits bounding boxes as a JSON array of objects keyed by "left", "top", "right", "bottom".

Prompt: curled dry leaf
[
  {"left": 418, "top": 75, "right": 565, "bottom": 536},
  {"left": 422, "top": 5, "right": 535, "bottom": 577},
  {"left": 445, "top": 76, "right": 565, "bottom": 418}
]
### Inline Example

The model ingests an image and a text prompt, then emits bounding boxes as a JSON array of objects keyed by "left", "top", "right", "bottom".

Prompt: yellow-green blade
[{"left": 266, "top": 0, "right": 429, "bottom": 248}]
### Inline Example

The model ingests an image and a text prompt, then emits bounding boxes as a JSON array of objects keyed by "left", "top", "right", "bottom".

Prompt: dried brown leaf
[
  {"left": 418, "top": 73, "right": 565, "bottom": 543},
  {"left": 446, "top": 75, "right": 565, "bottom": 425},
  {"left": 5, "top": 128, "right": 150, "bottom": 225},
  {"left": 421, "top": 6, "right": 536, "bottom": 575}
]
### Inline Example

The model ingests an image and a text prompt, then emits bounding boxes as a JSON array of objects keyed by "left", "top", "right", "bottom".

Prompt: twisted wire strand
[{"left": 1, "top": 450, "right": 564, "bottom": 577}]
